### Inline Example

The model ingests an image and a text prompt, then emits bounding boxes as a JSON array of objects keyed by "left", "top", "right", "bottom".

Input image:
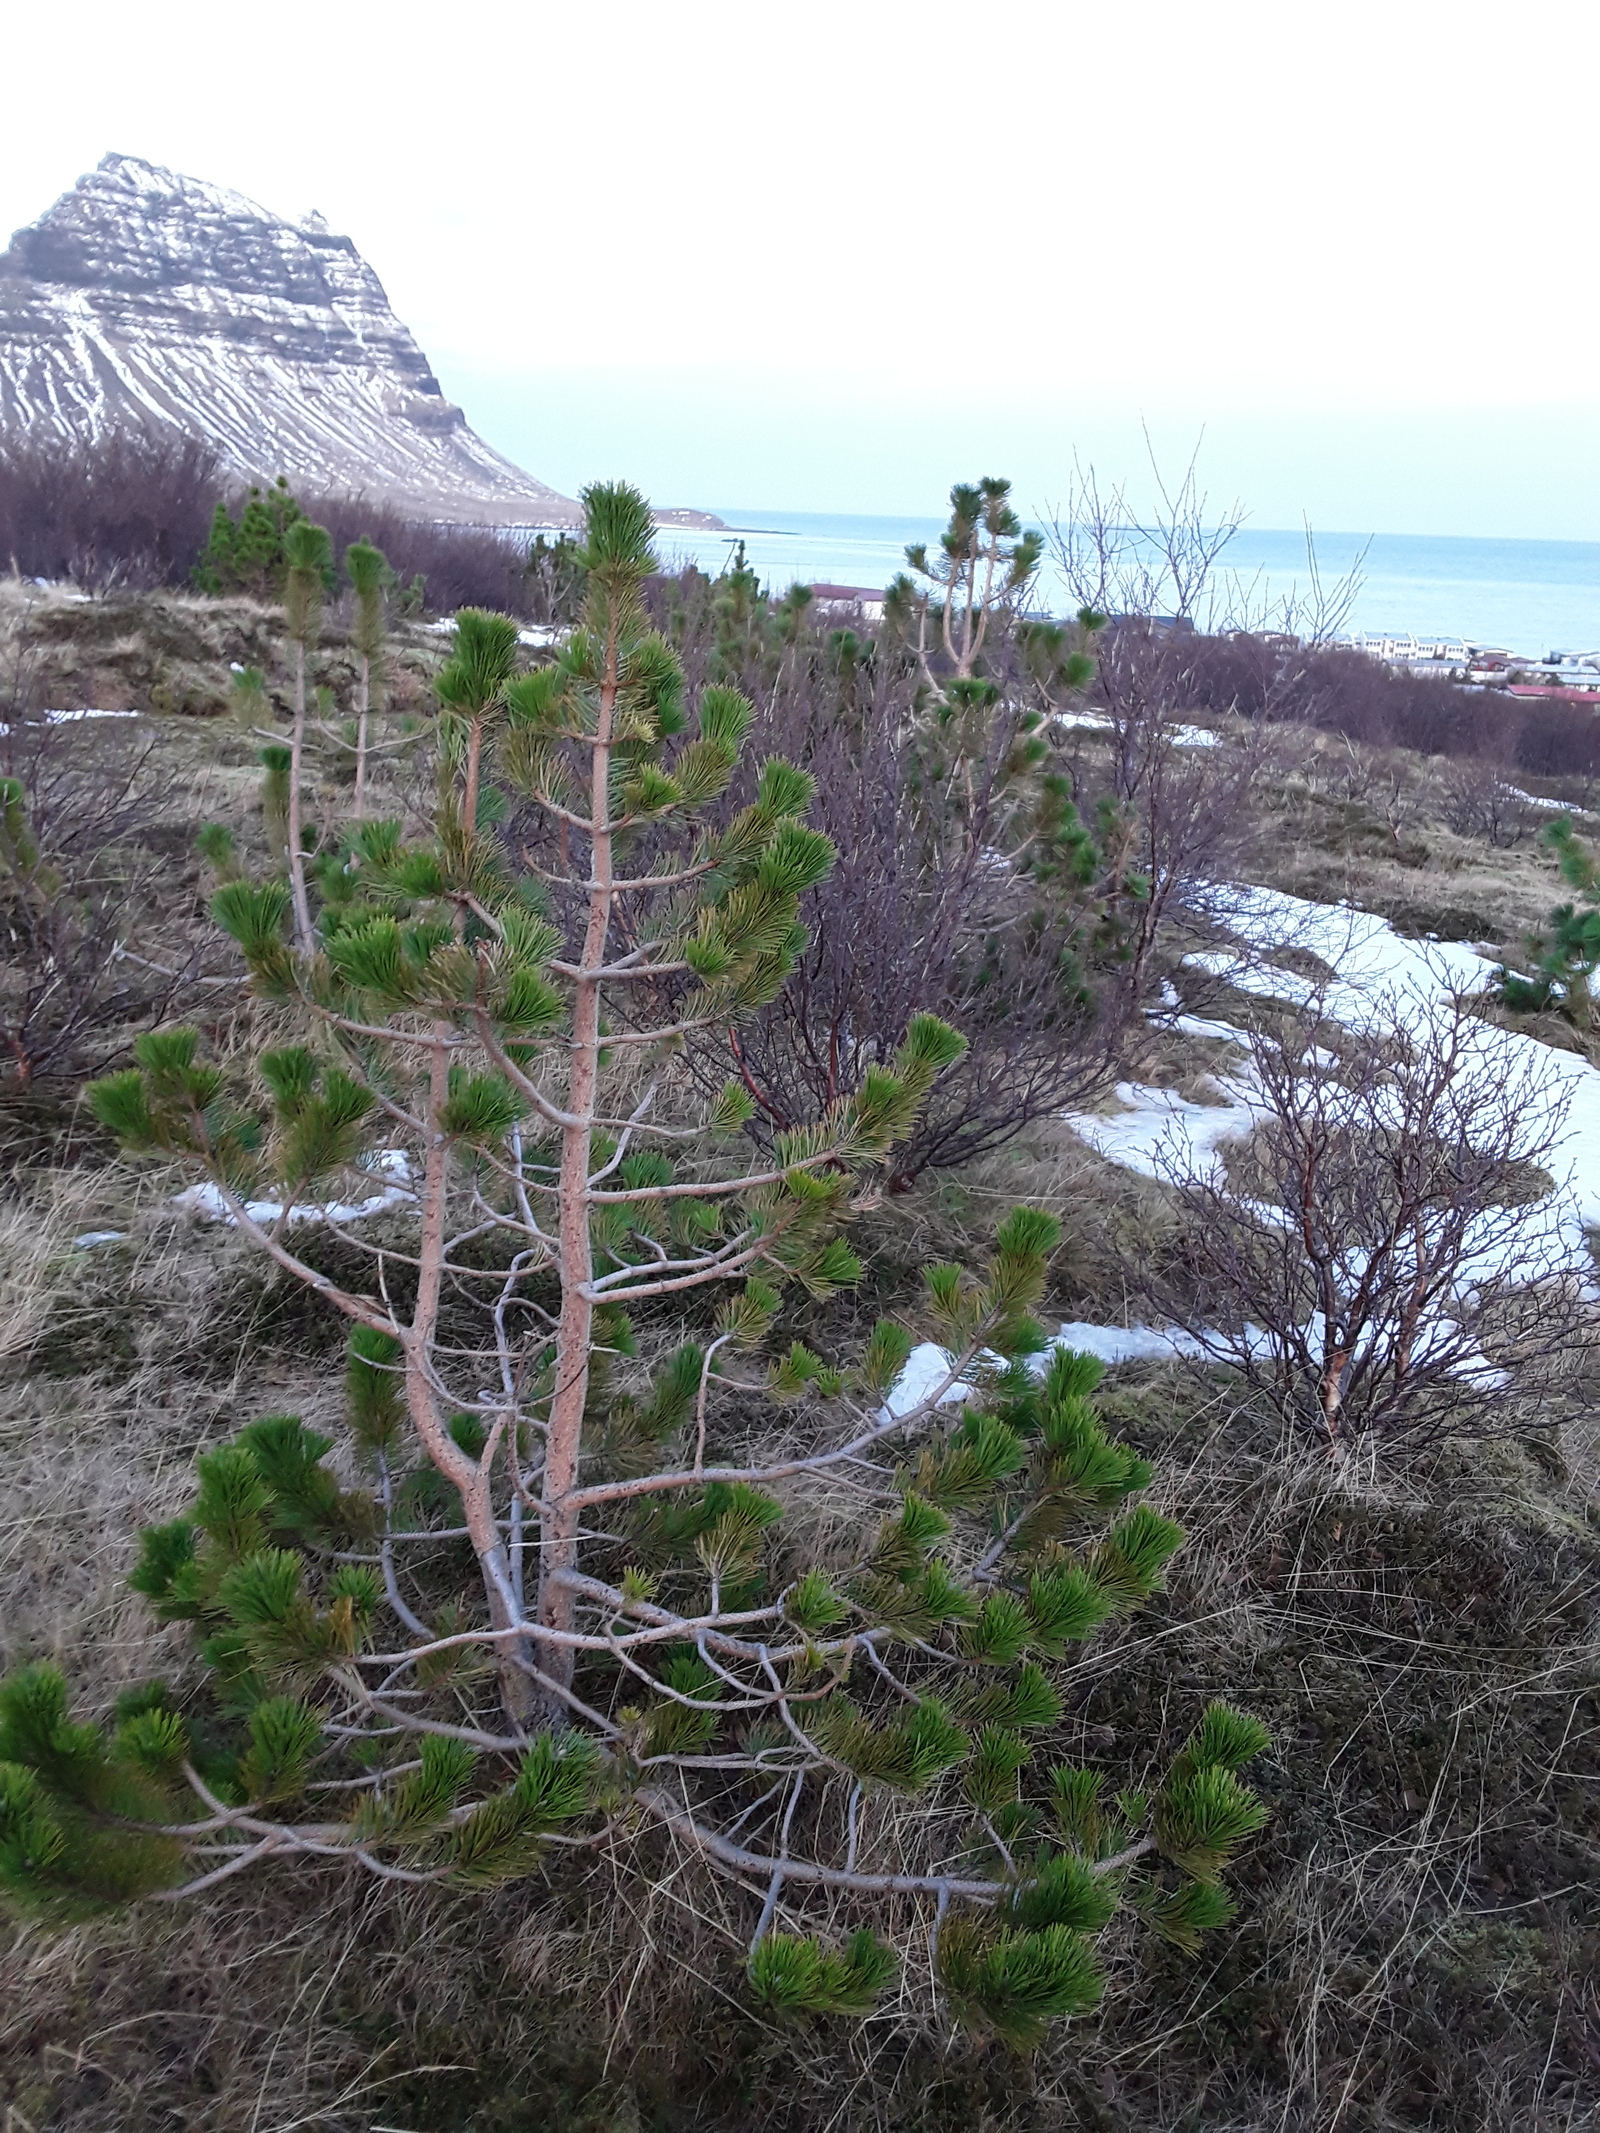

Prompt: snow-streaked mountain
[{"left": 0, "top": 154, "right": 584, "bottom": 526}]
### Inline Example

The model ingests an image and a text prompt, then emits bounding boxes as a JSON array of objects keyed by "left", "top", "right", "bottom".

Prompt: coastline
[{"left": 657, "top": 512, "right": 1600, "bottom": 655}]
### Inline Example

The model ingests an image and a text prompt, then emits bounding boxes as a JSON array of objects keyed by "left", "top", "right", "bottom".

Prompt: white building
[{"left": 1336, "top": 632, "right": 1472, "bottom": 671}]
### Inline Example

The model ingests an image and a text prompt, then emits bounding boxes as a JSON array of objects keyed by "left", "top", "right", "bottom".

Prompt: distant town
[
  {"left": 1333, "top": 632, "right": 1600, "bottom": 700},
  {"left": 803, "top": 592, "right": 1600, "bottom": 705}
]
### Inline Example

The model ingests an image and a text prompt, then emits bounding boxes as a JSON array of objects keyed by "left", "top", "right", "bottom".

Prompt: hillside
[{"left": 1, "top": 559, "right": 1595, "bottom": 2133}]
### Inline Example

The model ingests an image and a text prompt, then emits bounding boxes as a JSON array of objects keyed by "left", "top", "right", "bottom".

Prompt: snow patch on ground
[
  {"left": 1504, "top": 786, "right": 1593, "bottom": 816},
  {"left": 1054, "top": 1321, "right": 1211, "bottom": 1364},
  {"left": 973, "top": 880, "right": 1600, "bottom": 1389},
  {"left": 421, "top": 618, "right": 568, "bottom": 649},
  {"left": 175, "top": 1149, "right": 414, "bottom": 1229},
  {"left": 0, "top": 707, "right": 142, "bottom": 735},
  {"left": 881, "top": 1320, "right": 1283, "bottom": 1420},
  {"left": 1052, "top": 710, "right": 1220, "bottom": 749},
  {"left": 1066, "top": 1079, "right": 1257, "bottom": 1185},
  {"left": 1067, "top": 884, "right": 1600, "bottom": 1247},
  {"left": 1181, "top": 886, "right": 1600, "bottom": 1239},
  {"left": 881, "top": 1342, "right": 978, "bottom": 1417}
]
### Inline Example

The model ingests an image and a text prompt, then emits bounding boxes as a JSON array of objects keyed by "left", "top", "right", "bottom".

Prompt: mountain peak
[{"left": 0, "top": 156, "right": 582, "bottom": 527}]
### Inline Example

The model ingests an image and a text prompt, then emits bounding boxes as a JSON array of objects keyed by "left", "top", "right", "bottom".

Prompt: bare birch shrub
[
  {"left": 1132, "top": 985, "right": 1595, "bottom": 1454},
  {"left": 0, "top": 428, "right": 222, "bottom": 592},
  {"left": 653, "top": 536, "right": 1134, "bottom": 1188},
  {"left": 0, "top": 717, "right": 222, "bottom": 1097},
  {"left": 1319, "top": 736, "right": 1434, "bottom": 844},
  {"left": 1437, "top": 756, "right": 1534, "bottom": 849},
  {"left": 1069, "top": 635, "right": 1273, "bottom": 993},
  {"left": 696, "top": 633, "right": 1129, "bottom": 1185}
]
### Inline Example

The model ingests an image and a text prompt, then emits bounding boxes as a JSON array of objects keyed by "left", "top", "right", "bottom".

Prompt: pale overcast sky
[{"left": 4, "top": 0, "right": 1597, "bottom": 537}]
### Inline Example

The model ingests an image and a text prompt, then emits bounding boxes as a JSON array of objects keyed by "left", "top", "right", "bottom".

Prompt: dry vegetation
[
  {"left": 1235, "top": 727, "right": 1581, "bottom": 948},
  {"left": 1, "top": 580, "right": 1597, "bottom": 2133},
  {"left": 0, "top": 575, "right": 445, "bottom": 727},
  {"left": 5, "top": 1179, "right": 1596, "bottom": 2132}
]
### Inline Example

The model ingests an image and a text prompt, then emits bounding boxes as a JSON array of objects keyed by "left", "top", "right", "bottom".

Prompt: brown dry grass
[
  {"left": 1246, "top": 762, "right": 1566, "bottom": 951},
  {"left": 0, "top": 574, "right": 448, "bottom": 733},
  {"left": 6, "top": 1188, "right": 1597, "bottom": 2132}
]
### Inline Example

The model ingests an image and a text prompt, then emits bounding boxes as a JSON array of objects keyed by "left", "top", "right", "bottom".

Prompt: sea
[{"left": 652, "top": 511, "right": 1600, "bottom": 659}]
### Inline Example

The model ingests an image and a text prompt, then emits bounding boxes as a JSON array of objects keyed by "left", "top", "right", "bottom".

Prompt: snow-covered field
[{"left": 1073, "top": 884, "right": 1600, "bottom": 1250}]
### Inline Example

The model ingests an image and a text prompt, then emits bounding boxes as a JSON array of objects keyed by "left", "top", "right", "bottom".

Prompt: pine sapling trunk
[
  {"left": 288, "top": 637, "right": 313, "bottom": 951},
  {"left": 345, "top": 539, "right": 388, "bottom": 825},
  {"left": 408, "top": 1027, "right": 532, "bottom": 1721},
  {"left": 536, "top": 636, "right": 617, "bottom": 1702},
  {"left": 354, "top": 651, "right": 370, "bottom": 820},
  {"left": 464, "top": 715, "right": 484, "bottom": 845},
  {"left": 279, "top": 520, "right": 331, "bottom": 950}
]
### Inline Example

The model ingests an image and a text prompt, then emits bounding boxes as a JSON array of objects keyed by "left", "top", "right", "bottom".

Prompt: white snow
[
  {"left": 880, "top": 1319, "right": 1285, "bottom": 1420},
  {"left": 881, "top": 1327, "right": 1210, "bottom": 1419},
  {"left": 1051, "top": 710, "right": 1220, "bottom": 749},
  {"left": 1503, "top": 786, "right": 1592, "bottom": 816},
  {"left": 419, "top": 619, "right": 566, "bottom": 648},
  {"left": 0, "top": 707, "right": 142, "bottom": 735},
  {"left": 1068, "top": 883, "right": 1600, "bottom": 1242},
  {"left": 1180, "top": 887, "right": 1494, "bottom": 1019},
  {"left": 880, "top": 1341, "right": 979, "bottom": 1418},
  {"left": 174, "top": 1148, "right": 414, "bottom": 1229},
  {"left": 42, "top": 707, "right": 141, "bottom": 722},
  {"left": 1053, "top": 1321, "right": 1212, "bottom": 1364},
  {"left": 1026, "top": 881, "right": 1600, "bottom": 1384},
  {"left": 1150, "top": 893, "right": 1599, "bottom": 1192},
  {"left": 1067, "top": 1078, "right": 1256, "bottom": 1185}
]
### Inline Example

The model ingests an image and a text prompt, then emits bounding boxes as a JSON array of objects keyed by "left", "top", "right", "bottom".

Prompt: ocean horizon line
[
  {"left": 705, "top": 508, "right": 1600, "bottom": 556},
  {"left": 651, "top": 511, "right": 1600, "bottom": 655}
]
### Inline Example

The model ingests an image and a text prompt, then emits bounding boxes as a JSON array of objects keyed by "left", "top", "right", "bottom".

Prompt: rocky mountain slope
[{"left": 0, "top": 155, "right": 589, "bottom": 527}]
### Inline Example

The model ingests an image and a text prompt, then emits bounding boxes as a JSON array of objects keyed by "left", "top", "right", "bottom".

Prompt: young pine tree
[
  {"left": 192, "top": 499, "right": 240, "bottom": 596},
  {"left": 227, "top": 664, "right": 271, "bottom": 727},
  {"left": 1, "top": 483, "right": 1266, "bottom": 2043},
  {"left": 192, "top": 477, "right": 304, "bottom": 598},
  {"left": 344, "top": 538, "right": 388, "bottom": 819},
  {"left": 1499, "top": 812, "right": 1600, "bottom": 1025},
  {"left": 895, "top": 476, "right": 1045, "bottom": 690},
  {"left": 282, "top": 518, "right": 333, "bottom": 949}
]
